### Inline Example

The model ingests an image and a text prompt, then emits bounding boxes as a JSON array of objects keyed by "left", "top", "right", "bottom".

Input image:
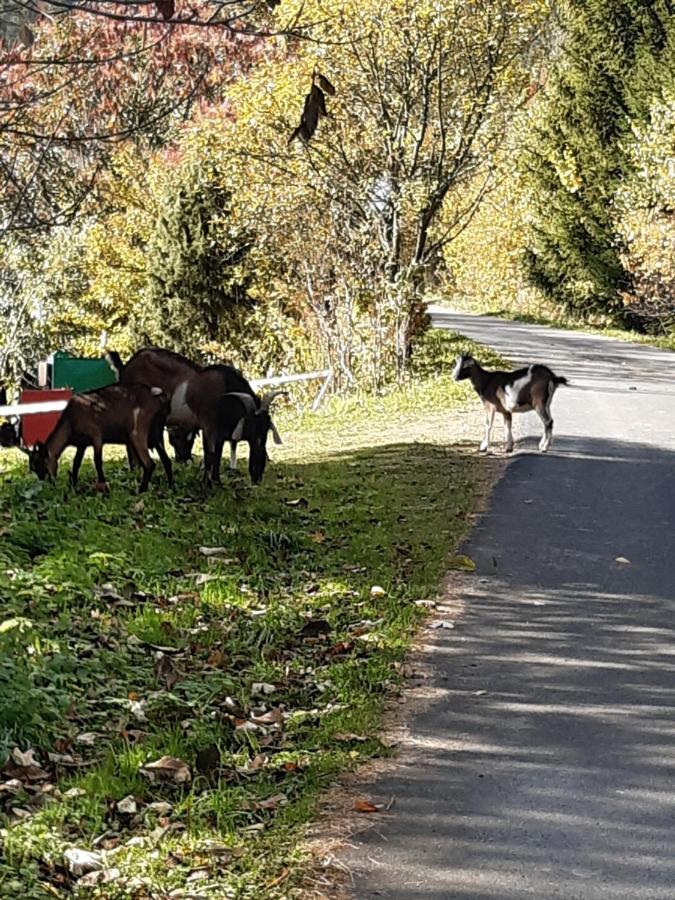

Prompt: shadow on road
[{"left": 346, "top": 435, "right": 675, "bottom": 899}]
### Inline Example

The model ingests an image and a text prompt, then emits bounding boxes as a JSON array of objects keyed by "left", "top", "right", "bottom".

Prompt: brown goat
[
  {"left": 28, "top": 384, "right": 172, "bottom": 492},
  {"left": 110, "top": 349, "right": 283, "bottom": 485},
  {"left": 453, "top": 354, "right": 568, "bottom": 453}
]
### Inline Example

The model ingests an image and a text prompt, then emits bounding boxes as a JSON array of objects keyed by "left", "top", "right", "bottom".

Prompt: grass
[{"left": 0, "top": 331, "right": 505, "bottom": 899}]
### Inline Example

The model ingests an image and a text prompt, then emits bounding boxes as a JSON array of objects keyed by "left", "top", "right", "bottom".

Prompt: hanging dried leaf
[
  {"left": 18, "top": 24, "right": 34, "bottom": 48},
  {"left": 317, "top": 73, "right": 336, "bottom": 97},
  {"left": 156, "top": 0, "right": 175, "bottom": 20},
  {"left": 289, "top": 85, "right": 328, "bottom": 145}
]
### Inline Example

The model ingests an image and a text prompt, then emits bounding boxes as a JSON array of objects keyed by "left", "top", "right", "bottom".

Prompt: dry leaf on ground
[{"left": 139, "top": 756, "right": 191, "bottom": 785}]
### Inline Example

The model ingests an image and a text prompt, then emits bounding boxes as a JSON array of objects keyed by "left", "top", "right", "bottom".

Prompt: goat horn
[
  {"left": 259, "top": 390, "right": 288, "bottom": 411},
  {"left": 224, "top": 392, "right": 257, "bottom": 414}
]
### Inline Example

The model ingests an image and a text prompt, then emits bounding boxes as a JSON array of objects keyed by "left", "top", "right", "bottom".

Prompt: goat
[
  {"left": 106, "top": 351, "right": 198, "bottom": 464},
  {"left": 453, "top": 354, "right": 568, "bottom": 453},
  {"left": 27, "top": 384, "right": 172, "bottom": 492},
  {"left": 109, "top": 348, "right": 284, "bottom": 485}
]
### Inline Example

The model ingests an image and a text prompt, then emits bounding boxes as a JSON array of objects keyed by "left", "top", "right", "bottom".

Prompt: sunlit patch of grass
[{"left": 0, "top": 330, "right": 502, "bottom": 897}]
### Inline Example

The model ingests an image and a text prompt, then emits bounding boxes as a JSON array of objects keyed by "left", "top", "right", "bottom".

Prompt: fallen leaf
[
  {"left": 147, "top": 801, "right": 172, "bottom": 816},
  {"left": 199, "top": 546, "right": 229, "bottom": 557},
  {"left": 334, "top": 732, "right": 368, "bottom": 743},
  {"left": 139, "top": 756, "right": 191, "bottom": 785},
  {"left": 284, "top": 497, "right": 308, "bottom": 507},
  {"left": 266, "top": 867, "right": 290, "bottom": 888},
  {"left": 11, "top": 747, "right": 40, "bottom": 768},
  {"left": 195, "top": 743, "right": 220, "bottom": 776},
  {"left": 353, "top": 798, "right": 379, "bottom": 813},
  {"left": 237, "top": 753, "right": 268, "bottom": 774},
  {"left": 187, "top": 867, "right": 210, "bottom": 883},
  {"left": 249, "top": 708, "right": 284, "bottom": 727},
  {"left": 370, "top": 585, "right": 386, "bottom": 598},
  {"left": 206, "top": 648, "right": 226, "bottom": 667},
  {"left": 75, "top": 732, "right": 101, "bottom": 746},
  {"left": 76, "top": 867, "right": 120, "bottom": 888},
  {"left": 251, "top": 682, "right": 276, "bottom": 696},
  {"left": 615, "top": 556, "right": 631, "bottom": 564},
  {"left": 298, "top": 618, "right": 330, "bottom": 639},
  {"left": 0, "top": 779, "right": 23, "bottom": 795},
  {"left": 64, "top": 847, "right": 103, "bottom": 876},
  {"left": 155, "top": 653, "right": 179, "bottom": 690},
  {"left": 116, "top": 795, "right": 138, "bottom": 815},
  {"left": 447, "top": 555, "right": 476, "bottom": 572},
  {"left": 255, "top": 792, "right": 287, "bottom": 811},
  {"left": 11, "top": 807, "right": 31, "bottom": 820},
  {"left": 310, "top": 531, "right": 326, "bottom": 543},
  {"left": 63, "top": 787, "right": 87, "bottom": 799}
]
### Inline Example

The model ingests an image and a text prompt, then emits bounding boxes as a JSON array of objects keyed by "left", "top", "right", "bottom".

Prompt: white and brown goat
[
  {"left": 28, "top": 384, "right": 172, "bottom": 492},
  {"left": 110, "top": 348, "right": 284, "bottom": 485},
  {"left": 453, "top": 354, "right": 568, "bottom": 453}
]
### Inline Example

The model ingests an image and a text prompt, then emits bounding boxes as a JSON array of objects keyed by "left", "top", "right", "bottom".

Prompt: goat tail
[
  {"left": 553, "top": 375, "right": 569, "bottom": 387},
  {"left": 104, "top": 350, "right": 124, "bottom": 380}
]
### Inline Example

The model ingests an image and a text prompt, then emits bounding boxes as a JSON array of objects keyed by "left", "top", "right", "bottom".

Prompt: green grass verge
[{"left": 0, "top": 331, "right": 504, "bottom": 899}]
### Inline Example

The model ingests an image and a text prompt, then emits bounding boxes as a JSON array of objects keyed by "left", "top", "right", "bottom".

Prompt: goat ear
[
  {"left": 231, "top": 418, "right": 245, "bottom": 442},
  {"left": 270, "top": 421, "right": 283, "bottom": 445}
]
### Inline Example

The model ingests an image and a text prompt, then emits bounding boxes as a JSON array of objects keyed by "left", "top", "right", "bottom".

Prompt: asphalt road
[{"left": 342, "top": 310, "right": 675, "bottom": 899}]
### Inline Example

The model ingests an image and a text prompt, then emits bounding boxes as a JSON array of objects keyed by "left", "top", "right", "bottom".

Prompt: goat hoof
[
  {"left": 95, "top": 481, "right": 110, "bottom": 493},
  {"left": 505, "top": 444, "right": 514, "bottom": 454}
]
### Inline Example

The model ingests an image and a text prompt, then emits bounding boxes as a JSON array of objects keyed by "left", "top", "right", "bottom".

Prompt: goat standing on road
[
  {"left": 27, "top": 384, "right": 172, "bottom": 492},
  {"left": 453, "top": 355, "right": 568, "bottom": 453}
]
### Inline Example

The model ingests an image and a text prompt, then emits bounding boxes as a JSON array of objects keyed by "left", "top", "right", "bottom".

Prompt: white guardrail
[{"left": 0, "top": 369, "right": 333, "bottom": 420}]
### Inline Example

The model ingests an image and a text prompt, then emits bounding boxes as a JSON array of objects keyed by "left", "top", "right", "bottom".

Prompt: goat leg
[
  {"left": 129, "top": 434, "right": 156, "bottom": 493},
  {"left": 92, "top": 444, "right": 109, "bottom": 492},
  {"left": 480, "top": 405, "right": 495, "bottom": 453},
  {"left": 503, "top": 412, "right": 514, "bottom": 453},
  {"left": 70, "top": 446, "right": 86, "bottom": 487},
  {"left": 154, "top": 436, "right": 173, "bottom": 488},
  {"left": 208, "top": 438, "right": 225, "bottom": 486}
]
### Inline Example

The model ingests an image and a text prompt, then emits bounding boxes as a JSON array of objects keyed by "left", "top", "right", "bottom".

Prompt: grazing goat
[
  {"left": 28, "top": 384, "right": 172, "bottom": 492},
  {"left": 453, "top": 354, "right": 568, "bottom": 453},
  {"left": 108, "top": 348, "right": 284, "bottom": 485}
]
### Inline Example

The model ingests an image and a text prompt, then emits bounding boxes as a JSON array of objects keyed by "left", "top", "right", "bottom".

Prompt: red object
[{"left": 19, "top": 389, "right": 72, "bottom": 448}]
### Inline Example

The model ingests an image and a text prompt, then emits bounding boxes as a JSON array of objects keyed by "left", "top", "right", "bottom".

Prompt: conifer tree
[
  {"left": 146, "top": 163, "right": 253, "bottom": 353},
  {"left": 523, "top": 0, "right": 673, "bottom": 325}
]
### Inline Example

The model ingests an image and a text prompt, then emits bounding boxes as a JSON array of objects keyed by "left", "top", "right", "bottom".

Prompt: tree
[
  {"left": 209, "top": 0, "right": 546, "bottom": 382},
  {"left": 0, "top": 1, "right": 263, "bottom": 237},
  {"left": 145, "top": 159, "right": 255, "bottom": 354},
  {"left": 523, "top": 0, "right": 674, "bottom": 324}
]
